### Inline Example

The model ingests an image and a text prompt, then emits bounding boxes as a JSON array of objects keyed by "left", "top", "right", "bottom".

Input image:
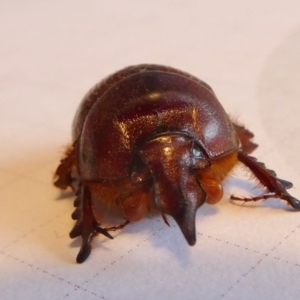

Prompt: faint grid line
[
  {"left": 0, "top": 167, "right": 50, "bottom": 189},
  {"left": 0, "top": 167, "right": 21, "bottom": 188},
  {"left": 0, "top": 208, "right": 70, "bottom": 252},
  {"left": 214, "top": 222, "right": 300, "bottom": 298},
  {"left": 0, "top": 250, "right": 103, "bottom": 299},
  {"left": 62, "top": 219, "right": 166, "bottom": 300},
  {"left": 0, "top": 155, "right": 58, "bottom": 188}
]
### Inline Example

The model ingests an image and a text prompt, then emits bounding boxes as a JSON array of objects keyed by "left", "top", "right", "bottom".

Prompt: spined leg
[
  {"left": 232, "top": 122, "right": 258, "bottom": 154},
  {"left": 70, "top": 184, "right": 130, "bottom": 263},
  {"left": 54, "top": 143, "right": 76, "bottom": 190},
  {"left": 70, "top": 184, "right": 114, "bottom": 263},
  {"left": 231, "top": 151, "right": 300, "bottom": 209}
]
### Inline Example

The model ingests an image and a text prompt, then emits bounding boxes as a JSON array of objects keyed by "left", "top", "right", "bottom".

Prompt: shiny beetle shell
[
  {"left": 76, "top": 66, "right": 239, "bottom": 180},
  {"left": 54, "top": 64, "right": 300, "bottom": 263}
]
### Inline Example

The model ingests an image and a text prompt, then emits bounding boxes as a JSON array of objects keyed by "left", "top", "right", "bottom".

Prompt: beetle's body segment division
[{"left": 54, "top": 64, "right": 300, "bottom": 263}]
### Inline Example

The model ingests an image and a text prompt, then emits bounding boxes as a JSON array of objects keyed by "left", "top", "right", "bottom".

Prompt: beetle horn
[
  {"left": 152, "top": 168, "right": 204, "bottom": 245},
  {"left": 138, "top": 135, "right": 207, "bottom": 245}
]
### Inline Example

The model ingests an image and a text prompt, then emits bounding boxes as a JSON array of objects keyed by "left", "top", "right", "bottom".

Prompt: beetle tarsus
[
  {"left": 234, "top": 151, "right": 300, "bottom": 209},
  {"left": 231, "top": 194, "right": 278, "bottom": 202},
  {"left": 105, "top": 220, "right": 130, "bottom": 232},
  {"left": 231, "top": 193, "right": 300, "bottom": 210}
]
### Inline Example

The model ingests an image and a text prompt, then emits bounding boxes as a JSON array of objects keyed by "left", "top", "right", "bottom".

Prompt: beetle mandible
[{"left": 54, "top": 64, "right": 300, "bottom": 263}]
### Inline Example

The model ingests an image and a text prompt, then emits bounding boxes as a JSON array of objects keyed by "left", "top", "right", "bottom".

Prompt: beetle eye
[
  {"left": 192, "top": 144, "right": 203, "bottom": 158},
  {"left": 191, "top": 143, "right": 210, "bottom": 169},
  {"left": 192, "top": 147, "right": 201, "bottom": 157}
]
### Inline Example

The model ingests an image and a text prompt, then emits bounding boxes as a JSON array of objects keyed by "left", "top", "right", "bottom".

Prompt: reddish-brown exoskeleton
[{"left": 54, "top": 64, "right": 300, "bottom": 263}]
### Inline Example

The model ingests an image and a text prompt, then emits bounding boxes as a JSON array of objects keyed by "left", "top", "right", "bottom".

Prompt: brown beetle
[{"left": 54, "top": 64, "right": 300, "bottom": 263}]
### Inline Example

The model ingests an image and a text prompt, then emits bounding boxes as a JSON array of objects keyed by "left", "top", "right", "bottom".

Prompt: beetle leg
[
  {"left": 231, "top": 151, "right": 300, "bottom": 209},
  {"left": 54, "top": 142, "right": 77, "bottom": 190},
  {"left": 231, "top": 194, "right": 287, "bottom": 202},
  {"left": 69, "top": 184, "right": 113, "bottom": 263},
  {"left": 232, "top": 122, "right": 258, "bottom": 154},
  {"left": 105, "top": 220, "right": 130, "bottom": 232}
]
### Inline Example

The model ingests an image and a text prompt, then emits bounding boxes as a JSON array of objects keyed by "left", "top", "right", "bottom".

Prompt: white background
[{"left": 1, "top": 1, "right": 300, "bottom": 299}]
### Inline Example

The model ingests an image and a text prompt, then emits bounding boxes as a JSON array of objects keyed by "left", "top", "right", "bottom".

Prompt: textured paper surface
[{"left": 1, "top": 1, "right": 300, "bottom": 299}]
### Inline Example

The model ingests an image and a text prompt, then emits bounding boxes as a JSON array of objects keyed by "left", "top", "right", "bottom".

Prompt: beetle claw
[
  {"left": 76, "top": 237, "right": 92, "bottom": 264},
  {"left": 161, "top": 213, "right": 170, "bottom": 227},
  {"left": 289, "top": 196, "right": 300, "bottom": 210},
  {"left": 95, "top": 227, "right": 114, "bottom": 239}
]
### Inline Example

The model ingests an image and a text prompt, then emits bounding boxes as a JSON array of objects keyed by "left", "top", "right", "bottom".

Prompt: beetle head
[{"left": 131, "top": 134, "right": 209, "bottom": 245}]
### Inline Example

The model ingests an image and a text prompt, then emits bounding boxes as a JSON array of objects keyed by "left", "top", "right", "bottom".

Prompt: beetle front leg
[
  {"left": 231, "top": 151, "right": 300, "bottom": 209},
  {"left": 54, "top": 142, "right": 77, "bottom": 190},
  {"left": 232, "top": 122, "right": 258, "bottom": 154},
  {"left": 69, "top": 184, "right": 114, "bottom": 263}
]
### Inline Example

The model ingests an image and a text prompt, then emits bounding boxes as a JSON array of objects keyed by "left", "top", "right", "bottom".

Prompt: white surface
[{"left": 1, "top": 1, "right": 300, "bottom": 299}]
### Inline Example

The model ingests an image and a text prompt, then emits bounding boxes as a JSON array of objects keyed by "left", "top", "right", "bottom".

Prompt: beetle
[{"left": 54, "top": 64, "right": 300, "bottom": 263}]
